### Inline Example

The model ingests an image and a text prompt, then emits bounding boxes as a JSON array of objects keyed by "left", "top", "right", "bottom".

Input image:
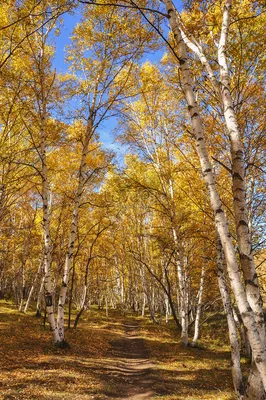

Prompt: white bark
[
  {"left": 24, "top": 260, "right": 43, "bottom": 313},
  {"left": 57, "top": 118, "right": 94, "bottom": 342},
  {"left": 218, "top": 0, "right": 265, "bottom": 346},
  {"left": 36, "top": 277, "right": 44, "bottom": 317},
  {"left": 232, "top": 307, "right": 251, "bottom": 357},
  {"left": 245, "top": 363, "right": 266, "bottom": 400},
  {"left": 180, "top": 0, "right": 265, "bottom": 350},
  {"left": 19, "top": 263, "right": 26, "bottom": 312},
  {"left": 175, "top": 248, "right": 188, "bottom": 346},
  {"left": 142, "top": 292, "right": 146, "bottom": 317},
  {"left": 218, "top": 4, "right": 265, "bottom": 395},
  {"left": 41, "top": 123, "right": 60, "bottom": 343},
  {"left": 217, "top": 237, "right": 244, "bottom": 399},
  {"left": 165, "top": 296, "right": 169, "bottom": 323},
  {"left": 192, "top": 261, "right": 205, "bottom": 346},
  {"left": 37, "top": 42, "right": 60, "bottom": 342},
  {"left": 170, "top": 180, "right": 188, "bottom": 345},
  {"left": 163, "top": 0, "right": 266, "bottom": 388},
  {"left": 105, "top": 295, "right": 109, "bottom": 318},
  {"left": 179, "top": 28, "right": 220, "bottom": 96}
]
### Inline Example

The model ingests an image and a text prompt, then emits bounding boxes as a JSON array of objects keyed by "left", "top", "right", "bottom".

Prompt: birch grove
[{"left": 0, "top": 1, "right": 265, "bottom": 397}]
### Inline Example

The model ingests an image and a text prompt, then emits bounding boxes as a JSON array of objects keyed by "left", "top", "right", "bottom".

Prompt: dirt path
[
  {"left": 103, "top": 322, "right": 156, "bottom": 399},
  {"left": 0, "top": 305, "right": 235, "bottom": 399}
]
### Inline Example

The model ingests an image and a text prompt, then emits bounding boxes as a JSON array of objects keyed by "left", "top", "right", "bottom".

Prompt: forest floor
[{"left": 0, "top": 301, "right": 237, "bottom": 400}]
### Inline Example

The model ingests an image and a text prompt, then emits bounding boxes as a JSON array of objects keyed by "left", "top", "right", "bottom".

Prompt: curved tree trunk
[
  {"left": 218, "top": 3, "right": 265, "bottom": 396},
  {"left": 162, "top": 0, "right": 266, "bottom": 389},
  {"left": 180, "top": 0, "right": 265, "bottom": 353}
]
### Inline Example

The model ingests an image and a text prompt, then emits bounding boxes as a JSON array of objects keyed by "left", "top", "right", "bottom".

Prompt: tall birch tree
[{"left": 162, "top": 0, "right": 266, "bottom": 393}]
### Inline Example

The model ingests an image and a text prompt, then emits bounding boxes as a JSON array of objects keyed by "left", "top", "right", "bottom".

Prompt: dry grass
[
  {"left": 0, "top": 302, "right": 123, "bottom": 400},
  {"left": 137, "top": 316, "right": 235, "bottom": 399},
  {"left": 0, "top": 302, "right": 237, "bottom": 399}
]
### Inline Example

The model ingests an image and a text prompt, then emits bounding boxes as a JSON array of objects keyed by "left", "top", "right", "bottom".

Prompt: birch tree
[
  {"left": 15, "top": 6, "right": 63, "bottom": 343},
  {"left": 162, "top": 0, "right": 266, "bottom": 393},
  {"left": 55, "top": 2, "right": 156, "bottom": 344}
]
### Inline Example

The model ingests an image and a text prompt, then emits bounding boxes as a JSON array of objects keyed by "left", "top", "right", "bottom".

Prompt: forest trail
[
  {"left": 103, "top": 322, "right": 156, "bottom": 399},
  {"left": 0, "top": 304, "right": 235, "bottom": 400}
]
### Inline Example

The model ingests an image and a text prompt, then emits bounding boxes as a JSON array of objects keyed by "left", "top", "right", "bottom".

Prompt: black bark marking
[
  {"left": 255, "top": 355, "right": 263, "bottom": 364},
  {"left": 225, "top": 106, "right": 234, "bottom": 112},
  {"left": 241, "top": 306, "right": 252, "bottom": 318},
  {"left": 233, "top": 172, "right": 243, "bottom": 181},
  {"left": 245, "top": 279, "right": 258, "bottom": 288},
  {"left": 240, "top": 253, "right": 251, "bottom": 260},
  {"left": 45, "top": 295, "right": 53, "bottom": 307},
  {"left": 238, "top": 220, "right": 248, "bottom": 227}
]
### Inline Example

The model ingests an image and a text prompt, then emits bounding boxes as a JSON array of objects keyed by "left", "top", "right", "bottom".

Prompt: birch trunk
[
  {"left": 218, "top": 0, "right": 265, "bottom": 345},
  {"left": 105, "top": 295, "right": 109, "bottom": 318},
  {"left": 180, "top": 0, "right": 265, "bottom": 349},
  {"left": 165, "top": 296, "right": 169, "bottom": 323},
  {"left": 163, "top": 0, "right": 266, "bottom": 389},
  {"left": 175, "top": 252, "right": 188, "bottom": 346},
  {"left": 217, "top": 237, "right": 244, "bottom": 399},
  {"left": 36, "top": 277, "right": 44, "bottom": 317},
  {"left": 245, "top": 362, "right": 266, "bottom": 400},
  {"left": 35, "top": 38, "right": 60, "bottom": 342},
  {"left": 41, "top": 112, "right": 60, "bottom": 344},
  {"left": 192, "top": 262, "right": 205, "bottom": 346},
  {"left": 218, "top": 4, "right": 265, "bottom": 395},
  {"left": 232, "top": 307, "right": 251, "bottom": 357},
  {"left": 169, "top": 180, "right": 188, "bottom": 345},
  {"left": 24, "top": 260, "right": 43, "bottom": 313},
  {"left": 19, "top": 263, "right": 26, "bottom": 312},
  {"left": 57, "top": 118, "right": 93, "bottom": 343},
  {"left": 142, "top": 292, "right": 146, "bottom": 317},
  {"left": 68, "top": 263, "right": 75, "bottom": 329}
]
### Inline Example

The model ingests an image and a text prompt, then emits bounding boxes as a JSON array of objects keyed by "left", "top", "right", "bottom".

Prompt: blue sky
[{"left": 52, "top": 1, "right": 183, "bottom": 163}]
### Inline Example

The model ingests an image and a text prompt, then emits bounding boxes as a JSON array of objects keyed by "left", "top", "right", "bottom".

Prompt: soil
[{"left": 100, "top": 322, "right": 157, "bottom": 399}]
